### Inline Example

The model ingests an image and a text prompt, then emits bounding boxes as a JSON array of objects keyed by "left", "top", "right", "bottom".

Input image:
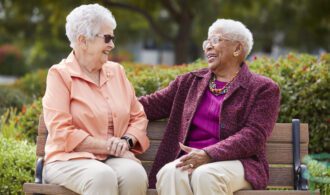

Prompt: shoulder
[
  {"left": 247, "top": 72, "right": 280, "bottom": 96},
  {"left": 104, "top": 61, "right": 123, "bottom": 69},
  {"left": 176, "top": 67, "right": 210, "bottom": 81},
  {"left": 250, "top": 72, "right": 278, "bottom": 89},
  {"left": 103, "top": 61, "right": 125, "bottom": 72},
  {"left": 102, "top": 61, "right": 129, "bottom": 80},
  {"left": 47, "top": 60, "right": 69, "bottom": 77}
]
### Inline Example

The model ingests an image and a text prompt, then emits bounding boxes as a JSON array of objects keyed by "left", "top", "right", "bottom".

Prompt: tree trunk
[{"left": 173, "top": 10, "right": 193, "bottom": 65}]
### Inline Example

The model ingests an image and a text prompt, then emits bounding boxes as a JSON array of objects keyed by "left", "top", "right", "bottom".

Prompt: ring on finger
[{"left": 189, "top": 163, "right": 194, "bottom": 168}]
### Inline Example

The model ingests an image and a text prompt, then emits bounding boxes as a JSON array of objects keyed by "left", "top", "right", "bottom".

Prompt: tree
[
  {"left": 102, "top": 0, "right": 201, "bottom": 64},
  {"left": 102, "top": 0, "right": 329, "bottom": 63},
  {"left": 0, "top": 0, "right": 328, "bottom": 69}
]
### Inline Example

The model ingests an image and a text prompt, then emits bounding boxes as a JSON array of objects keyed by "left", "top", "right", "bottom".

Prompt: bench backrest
[{"left": 36, "top": 116, "right": 309, "bottom": 189}]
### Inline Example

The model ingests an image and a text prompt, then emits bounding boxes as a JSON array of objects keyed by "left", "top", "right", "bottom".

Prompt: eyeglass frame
[
  {"left": 202, "top": 35, "right": 230, "bottom": 51},
  {"left": 95, "top": 34, "right": 115, "bottom": 44}
]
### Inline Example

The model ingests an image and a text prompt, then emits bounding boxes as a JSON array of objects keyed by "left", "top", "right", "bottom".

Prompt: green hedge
[
  {"left": 0, "top": 44, "right": 27, "bottom": 76},
  {"left": 0, "top": 98, "right": 42, "bottom": 143},
  {"left": 13, "top": 69, "right": 47, "bottom": 99},
  {"left": 0, "top": 135, "right": 35, "bottom": 194},
  {"left": 303, "top": 154, "right": 330, "bottom": 194},
  {"left": 249, "top": 53, "right": 330, "bottom": 153},
  {"left": 0, "top": 86, "right": 28, "bottom": 116}
]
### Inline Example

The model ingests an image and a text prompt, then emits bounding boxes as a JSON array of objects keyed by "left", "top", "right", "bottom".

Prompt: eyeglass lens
[
  {"left": 103, "top": 35, "right": 115, "bottom": 43},
  {"left": 203, "top": 36, "right": 221, "bottom": 50}
]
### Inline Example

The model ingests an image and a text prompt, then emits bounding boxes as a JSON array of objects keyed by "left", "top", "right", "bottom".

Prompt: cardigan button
[{"left": 220, "top": 124, "right": 225, "bottom": 128}]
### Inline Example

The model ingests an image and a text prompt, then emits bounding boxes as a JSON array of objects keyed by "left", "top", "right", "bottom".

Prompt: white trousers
[
  {"left": 156, "top": 159, "right": 252, "bottom": 195},
  {"left": 44, "top": 158, "right": 148, "bottom": 195}
]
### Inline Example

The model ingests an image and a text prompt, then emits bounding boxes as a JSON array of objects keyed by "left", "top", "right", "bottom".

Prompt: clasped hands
[
  {"left": 105, "top": 136, "right": 140, "bottom": 163},
  {"left": 176, "top": 143, "right": 212, "bottom": 174}
]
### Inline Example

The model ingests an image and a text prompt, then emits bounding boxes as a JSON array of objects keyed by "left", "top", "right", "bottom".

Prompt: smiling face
[
  {"left": 204, "top": 32, "right": 240, "bottom": 72},
  {"left": 85, "top": 24, "right": 115, "bottom": 70}
]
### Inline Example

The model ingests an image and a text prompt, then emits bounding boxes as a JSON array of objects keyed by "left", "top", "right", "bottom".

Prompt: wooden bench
[{"left": 23, "top": 116, "right": 318, "bottom": 195}]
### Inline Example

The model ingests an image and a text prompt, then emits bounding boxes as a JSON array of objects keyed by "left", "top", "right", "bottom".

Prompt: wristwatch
[{"left": 121, "top": 135, "right": 134, "bottom": 149}]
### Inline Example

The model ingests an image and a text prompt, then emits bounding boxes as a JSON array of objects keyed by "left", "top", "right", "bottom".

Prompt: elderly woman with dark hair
[
  {"left": 139, "top": 19, "right": 280, "bottom": 195},
  {"left": 42, "top": 4, "right": 149, "bottom": 195}
]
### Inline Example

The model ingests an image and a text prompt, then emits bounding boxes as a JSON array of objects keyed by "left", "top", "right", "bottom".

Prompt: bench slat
[
  {"left": 146, "top": 122, "right": 309, "bottom": 143},
  {"left": 36, "top": 122, "right": 309, "bottom": 156},
  {"left": 37, "top": 119, "right": 309, "bottom": 143},
  {"left": 267, "top": 143, "right": 308, "bottom": 164},
  {"left": 23, "top": 183, "right": 78, "bottom": 195},
  {"left": 37, "top": 137, "right": 308, "bottom": 164},
  {"left": 136, "top": 141, "right": 308, "bottom": 164},
  {"left": 270, "top": 123, "right": 308, "bottom": 143},
  {"left": 23, "top": 183, "right": 318, "bottom": 195},
  {"left": 234, "top": 190, "right": 318, "bottom": 195}
]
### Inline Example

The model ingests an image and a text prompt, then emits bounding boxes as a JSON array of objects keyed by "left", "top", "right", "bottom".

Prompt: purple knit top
[{"left": 185, "top": 80, "right": 226, "bottom": 149}]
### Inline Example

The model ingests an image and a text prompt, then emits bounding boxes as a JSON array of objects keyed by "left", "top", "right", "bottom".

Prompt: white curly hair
[
  {"left": 65, "top": 3, "right": 117, "bottom": 48},
  {"left": 208, "top": 19, "right": 253, "bottom": 58}
]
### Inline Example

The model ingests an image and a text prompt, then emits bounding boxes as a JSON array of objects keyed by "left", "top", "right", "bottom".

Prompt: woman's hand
[
  {"left": 106, "top": 136, "right": 129, "bottom": 157},
  {"left": 176, "top": 143, "right": 212, "bottom": 174},
  {"left": 121, "top": 150, "right": 141, "bottom": 164}
]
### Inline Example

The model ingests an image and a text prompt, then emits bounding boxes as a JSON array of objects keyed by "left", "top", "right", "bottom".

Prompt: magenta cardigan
[{"left": 139, "top": 63, "right": 281, "bottom": 189}]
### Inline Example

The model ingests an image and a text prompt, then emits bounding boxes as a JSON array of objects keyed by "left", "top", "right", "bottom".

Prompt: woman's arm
[
  {"left": 139, "top": 76, "right": 180, "bottom": 120},
  {"left": 118, "top": 66, "right": 149, "bottom": 154}
]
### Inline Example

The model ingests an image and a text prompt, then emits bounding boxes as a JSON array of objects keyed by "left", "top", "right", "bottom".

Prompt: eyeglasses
[
  {"left": 95, "top": 34, "right": 115, "bottom": 43},
  {"left": 202, "top": 36, "right": 227, "bottom": 50}
]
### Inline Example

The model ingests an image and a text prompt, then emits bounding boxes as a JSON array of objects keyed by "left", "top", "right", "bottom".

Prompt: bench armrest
[
  {"left": 297, "top": 164, "right": 308, "bottom": 190},
  {"left": 292, "top": 119, "right": 308, "bottom": 190},
  {"left": 35, "top": 157, "right": 44, "bottom": 184}
]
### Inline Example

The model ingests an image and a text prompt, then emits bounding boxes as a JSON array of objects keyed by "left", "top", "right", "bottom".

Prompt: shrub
[
  {"left": 0, "top": 86, "right": 28, "bottom": 116},
  {"left": 0, "top": 135, "right": 35, "bottom": 194},
  {"left": 123, "top": 60, "right": 204, "bottom": 96},
  {"left": 0, "top": 98, "right": 42, "bottom": 143},
  {"left": 303, "top": 153, "right": 330, "bottom": 194},
  {"left": 13, "top": 69, "right": 47, "bottom": 99},
  {"left": 249, "top": 53, "right": 330, "bottom": 153},
  {"left": 0, "top": 44, "right": 26, "bottom": 76}
]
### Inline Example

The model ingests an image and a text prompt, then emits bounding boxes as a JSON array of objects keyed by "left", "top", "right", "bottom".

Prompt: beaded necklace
[{"left": 208, "top": 72, "right": 239, "bottom": 96}]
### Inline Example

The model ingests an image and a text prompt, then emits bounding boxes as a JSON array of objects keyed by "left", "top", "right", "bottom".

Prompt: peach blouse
[{"left": 42, "top": 52, "right": 149, "bottom": 163}]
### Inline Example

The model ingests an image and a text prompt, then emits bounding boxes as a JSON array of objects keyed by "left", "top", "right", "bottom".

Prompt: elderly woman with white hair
[
  {"left": 42, "top": 4, "right": 149, "bottom": 195},
  {"left": 139, "top": 19, "right": 280, "bottom": 195}
]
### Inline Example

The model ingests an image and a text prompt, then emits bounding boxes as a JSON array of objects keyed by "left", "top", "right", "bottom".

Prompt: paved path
[{"left": 0, "top": 75, "right": 17, "bottom": 85}]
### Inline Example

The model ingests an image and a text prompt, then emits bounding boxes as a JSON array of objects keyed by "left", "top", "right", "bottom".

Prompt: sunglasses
[{"left": 95, "top": 34, "right": 115, "bottom": 43}]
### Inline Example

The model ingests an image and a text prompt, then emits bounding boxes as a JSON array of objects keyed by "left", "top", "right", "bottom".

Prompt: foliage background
[
  {"left": 0, "top": 0, "right": 329, "bottom": 70},
  {"left": 0, "top": 136, "right": 35, "bottom": 194}
]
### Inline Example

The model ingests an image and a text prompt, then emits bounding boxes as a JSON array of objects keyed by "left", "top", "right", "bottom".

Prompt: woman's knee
[
  {"left": 120, "top": 161, "right": 148, "bottom": 187},
  {"left": 84, "top": 167, "right": 117, "bottom": 189},
  {"left": 156, "top": 161, "right": 178, "bottom": 180},
  {"left": 191, "top": 165, "right": 229, "bottom": 188}
]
